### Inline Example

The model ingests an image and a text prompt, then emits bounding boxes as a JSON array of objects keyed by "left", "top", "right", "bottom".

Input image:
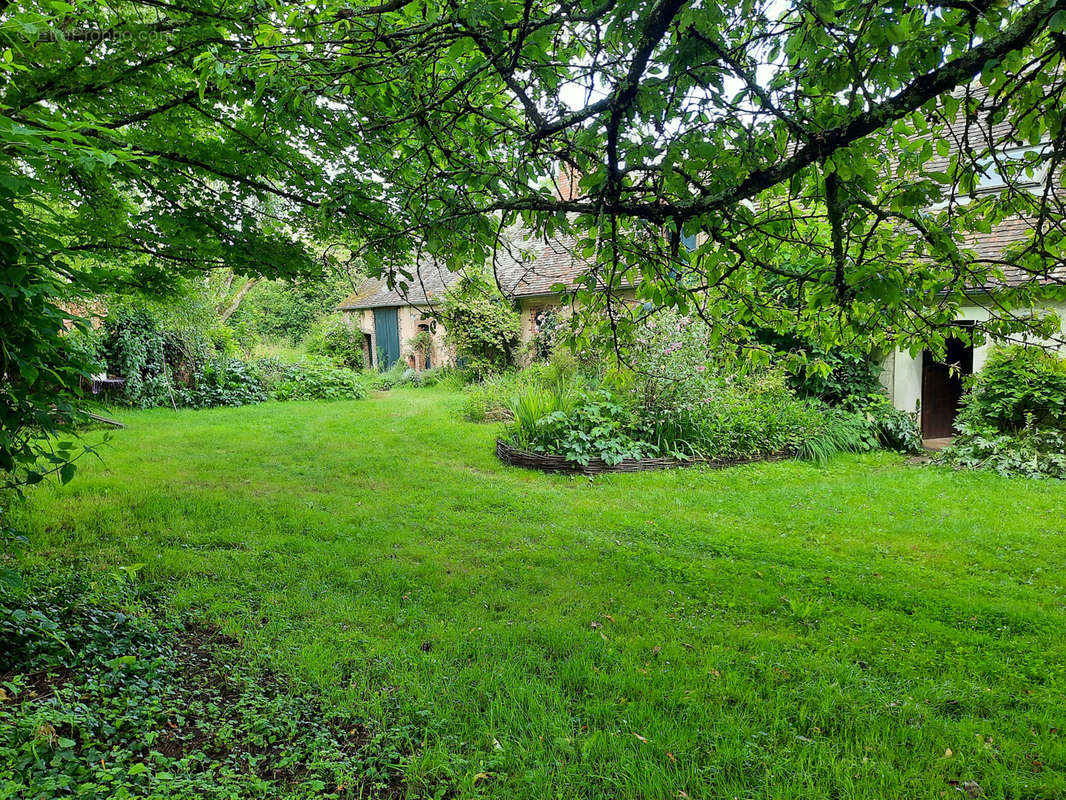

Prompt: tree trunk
[{"left": 219, "top": 277, "right": 262, "bottom": 323}]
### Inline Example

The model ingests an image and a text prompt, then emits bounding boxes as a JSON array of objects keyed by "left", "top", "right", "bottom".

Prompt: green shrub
[
  {"left": 439, "top": 273, "right": 520, "bottom": 377},
  {"left": 939, "top": 421, "right": 1066, "bottom": 479},
  {"left": 179, "top": 357, "right": 268, "bottom": 408},
  {"left": 956, "top": 346, "right": 1066, "bottom": 433},
  {"left": 936, "top": 346, "right": 1066, "bottom": 479},
  {"left": 99, "top": 305, "right": 181, "bottom": 408},
  {"left": 506, "top": 389, "right": 655, "bottom": 466},
  {"left": 848, "top": 393, "right": 923, "bottom": 453},
  {"left": 98, "top": 301, "right": 248, "bottom": 409},
  {"left": 791, "top": 347, "right": 883, "bottom": 405},
  {"left": 304, "top": 315, "right": 365, "bottom": 369},
  {"left": 266, "top": 357, "right": 367, "bottom": 401}
]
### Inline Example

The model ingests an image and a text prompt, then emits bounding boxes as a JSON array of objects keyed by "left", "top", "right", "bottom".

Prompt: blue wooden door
[{"left": 373, "top": 308, "right": 400, "bottom": 369}]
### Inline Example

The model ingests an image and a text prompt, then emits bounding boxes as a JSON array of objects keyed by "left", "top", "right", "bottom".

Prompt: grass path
[{"left": 12, "top": 389, "right": 1066, "bottom": 798}]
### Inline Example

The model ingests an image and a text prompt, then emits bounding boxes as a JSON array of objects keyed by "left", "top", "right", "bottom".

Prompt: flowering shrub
[{"left": 439, "top": 273, "right": 520, "bottom": 377}]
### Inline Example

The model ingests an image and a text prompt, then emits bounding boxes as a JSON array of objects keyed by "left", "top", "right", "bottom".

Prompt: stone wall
[{"left": 343, "top": 306, "right": 452, "bottom": 370}]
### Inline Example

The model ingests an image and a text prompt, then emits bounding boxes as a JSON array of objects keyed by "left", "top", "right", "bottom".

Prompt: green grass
[{"left": 10, "top": 389, "right": 1066, "bottom": 799}]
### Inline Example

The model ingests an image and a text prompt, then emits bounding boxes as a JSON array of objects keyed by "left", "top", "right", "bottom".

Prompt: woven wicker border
[{"left": 496, "top": 439, "right": 788, "bottom": 475}]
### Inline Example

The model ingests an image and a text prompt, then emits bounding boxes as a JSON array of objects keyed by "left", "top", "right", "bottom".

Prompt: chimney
[{"left": 555, "top": 164, "right": 582, "bottom": 201}]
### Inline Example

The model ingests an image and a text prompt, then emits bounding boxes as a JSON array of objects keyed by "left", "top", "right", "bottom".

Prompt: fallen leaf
[
  {"left": 34, "top": 723, "right": 56, "bottom": 745},
  {"left": 652, "top": 645, "right": 662, "bottom": 657},
  {"left": 632, "top": 732, "right": 649, "bottom": 743},
  {"left": 667, "top": 751, "right": 676, "bottom": 764},
  {"left": 590, "top": 620, "right": 602, "bottom": 629},
  {"left": 474, "top": 772, "right": 490, "bottom": 784},
  {"left": 962, "top": 780, "right": 983, "bottom": 798},
  {"left": 604, "top": 614, "right": 615, "bottom": 623},
  {"left": 944, "top": 748, "right": 953, "bottom": 758},
  {"left": 678, "top": 791, "right": 689, "bottom": 798},
  {"left": 711, "top": 669, "right": 721, "bottom": 679}
]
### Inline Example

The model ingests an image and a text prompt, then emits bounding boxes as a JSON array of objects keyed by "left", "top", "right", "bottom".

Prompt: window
[{"left": 974, "top": 145, "right": 1049, "bottom": 191}]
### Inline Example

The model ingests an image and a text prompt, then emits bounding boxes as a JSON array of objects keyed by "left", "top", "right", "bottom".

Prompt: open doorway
[{"left": 921, "top": 329, "right": 974, "bottom": 439}]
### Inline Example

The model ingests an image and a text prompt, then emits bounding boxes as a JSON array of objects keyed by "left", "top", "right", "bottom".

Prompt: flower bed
[{"left": 496, "top": 438, "right": 788, "bottom": 475}]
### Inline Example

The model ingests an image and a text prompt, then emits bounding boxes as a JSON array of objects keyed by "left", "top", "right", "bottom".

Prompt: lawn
[{"left": 10, "top": 388, "right": 1066, "bottom": 799}]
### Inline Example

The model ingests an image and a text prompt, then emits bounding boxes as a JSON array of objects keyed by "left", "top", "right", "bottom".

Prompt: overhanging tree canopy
[
  {"left": 2, "top": 0, "right": 1066, "bottom": 484},
  {"left": 300, "top": 0, "right": 1066, "bottom": 357}
]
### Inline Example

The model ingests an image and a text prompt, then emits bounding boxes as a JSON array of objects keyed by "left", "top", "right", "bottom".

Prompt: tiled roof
[
  {"left": 915, "top": 84, "right": 1064, "bottom": 286},
  {"left": 491, "top": 230, "right": 597, "bottom": 298},
  {"left": 961, "top": 217, "right": 1066, "bottom": 289},
  {"left": 337, "top": 229, "right": 599, "bottom": 311},
  {"left": 337, "top": 259, "right": 460, "bottom": 310}
]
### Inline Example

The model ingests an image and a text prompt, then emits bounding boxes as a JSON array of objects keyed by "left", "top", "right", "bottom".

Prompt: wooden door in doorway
[{"left": 921, "top": 335, "right": 974, "bottom": 439}]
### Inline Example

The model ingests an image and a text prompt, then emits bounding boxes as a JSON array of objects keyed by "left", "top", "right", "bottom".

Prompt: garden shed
[{"left": 337, "top": 262, "right": 456, "bottom": 370}]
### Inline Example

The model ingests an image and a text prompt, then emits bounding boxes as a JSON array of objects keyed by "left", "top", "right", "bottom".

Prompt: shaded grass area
[{"left": 9, "top": 389, "right": 1066, "bottom": 798}]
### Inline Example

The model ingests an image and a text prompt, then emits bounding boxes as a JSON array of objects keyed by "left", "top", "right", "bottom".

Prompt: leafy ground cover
[
  {"left": 5, "top": 389, "right": 1066, "bottom": 799},
  {"left": 1, "top": 571, "right": 389, "bottom": 799}
]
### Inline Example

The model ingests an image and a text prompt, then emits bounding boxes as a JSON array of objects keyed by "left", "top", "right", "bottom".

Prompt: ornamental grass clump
[{"left": 462, "top": 349, "right": 591, "bottom": 422}]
